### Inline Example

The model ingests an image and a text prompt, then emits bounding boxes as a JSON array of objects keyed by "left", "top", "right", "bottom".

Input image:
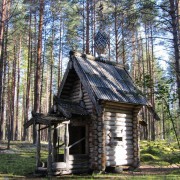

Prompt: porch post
[
  {"left": 36, "top": 124, "right": 41, "bottom": 170},
  {"left": 52, "top": 124, "right": 58, "bottom": 162},
  {"left": 47, "top": 125, "right": 52, "bottom": 175},
  {"left": 64, "top": 121, "right": 70, "bottom": 171}
]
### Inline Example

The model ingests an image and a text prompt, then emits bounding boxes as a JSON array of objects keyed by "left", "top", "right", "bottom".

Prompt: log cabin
[{"left": 24, "top": 51, "right": 150, "bottom": 175}]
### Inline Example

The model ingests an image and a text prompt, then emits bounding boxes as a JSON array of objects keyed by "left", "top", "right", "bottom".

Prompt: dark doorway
[{"left": 69, "top": 125, "right": 86, "bottom": 154}]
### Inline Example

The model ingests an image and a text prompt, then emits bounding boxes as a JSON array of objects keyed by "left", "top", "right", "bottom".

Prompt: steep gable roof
[{"left": 58, "top": 51, "right": 148, "bottom": 114}]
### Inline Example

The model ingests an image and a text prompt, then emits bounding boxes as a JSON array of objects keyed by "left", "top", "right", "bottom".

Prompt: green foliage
[{"left": 140, "top": 140, "right": 180, "bottom": 165}]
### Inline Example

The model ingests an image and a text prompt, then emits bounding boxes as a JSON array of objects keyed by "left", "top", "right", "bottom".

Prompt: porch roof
[{"left": 24, "top": 100, "right": 89, "bottom": 129}]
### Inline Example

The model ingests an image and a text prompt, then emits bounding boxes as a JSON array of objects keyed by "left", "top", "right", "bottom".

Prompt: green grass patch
[
  {"left": 0, "top": 141, "right": 48, "bottom": 177},
  {"left": 140, "top": 140, "right": 180, "bottom": 165},
  {"left": 0, "top": 140, "right": 179, "bottom": 178},
  {"left": 0, "top": 153, "right": 35, "bottom": 176}
]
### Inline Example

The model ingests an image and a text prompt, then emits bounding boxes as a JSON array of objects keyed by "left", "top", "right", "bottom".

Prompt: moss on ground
[{"left": 140, "top": 140, "right": 180, "bottom": 165}]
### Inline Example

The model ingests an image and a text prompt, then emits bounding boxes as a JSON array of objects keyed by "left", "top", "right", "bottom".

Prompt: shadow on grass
[{"left": 0, "top": 153, "right": 35, "bottom": 177}]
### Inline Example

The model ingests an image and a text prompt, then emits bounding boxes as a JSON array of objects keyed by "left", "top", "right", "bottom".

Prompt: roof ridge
[{"left": 69, "top": 50, "right": 125, "bottom": 68}]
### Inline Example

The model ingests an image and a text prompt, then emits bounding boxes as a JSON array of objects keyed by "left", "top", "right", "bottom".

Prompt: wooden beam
[
  {"left": 36, "top": 124, "right": 41, "bottom": 170},
  {"left": 64, "top": 122, "right": 70, "bottom": 171},
  {"left": 47, "top": 126, "right": 52, "bottom": 176},
  {"left": 53, "top": 125, "right": 58, "bottom": 162}
]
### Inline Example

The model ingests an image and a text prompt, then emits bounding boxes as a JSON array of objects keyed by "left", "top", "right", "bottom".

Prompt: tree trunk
[
  {"left": 34, "top": 0, "right": 44, "bottom": 113},
  {"left": 86, "top": 0, "right": 90, "bottom": 54},
  {"left": 15, "top": 37, "right": 21, "bottom": 140},
  {"left": 0, "top": 0, "right": 7, "bottom": 140},
  {"left": 169, "top": 0, "right": 180, "bottom": 108},
  {"left": 114, "top": 3, "right": 118, "bottom": 63},
  {"left": 33, "top": 0, "right": 44, "bottom": 143},
  {"left": 58, "top": 17, "right": 62, "bottom": 90},
  {"left": 49, "top": 17, "right": 55, "bottom": 112}
]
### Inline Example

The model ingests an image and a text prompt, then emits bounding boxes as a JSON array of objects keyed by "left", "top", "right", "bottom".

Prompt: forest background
[{"left": 0, "top": 0, "right": 179, "bottom": 146}]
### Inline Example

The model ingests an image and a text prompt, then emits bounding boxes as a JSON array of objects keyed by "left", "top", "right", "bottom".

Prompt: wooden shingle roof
[{"left": 68, "top": 51, "right": 148, "bottom": 106}]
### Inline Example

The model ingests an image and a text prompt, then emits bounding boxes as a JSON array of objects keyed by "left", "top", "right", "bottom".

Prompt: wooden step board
[{"left": 53, "top": 154, "right": 89, "bottom": 174}]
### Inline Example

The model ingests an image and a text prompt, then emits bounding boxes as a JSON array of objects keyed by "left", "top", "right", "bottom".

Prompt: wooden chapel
[{"left": 24, "top": 51, "right": 151, "bottom": 175}]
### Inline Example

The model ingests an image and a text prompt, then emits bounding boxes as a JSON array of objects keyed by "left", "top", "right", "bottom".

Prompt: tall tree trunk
[
  {"left": 23, "top": 0, "right": 32, "bottom": 141},
  {"left": 33, "top": 0, "right": 44, "bottom": 144},
  {"left": 58, "top": 17, "right": 62, "bottom": 90},
  {"left": 86, "top": 0, "right": 90, "bottom": 54},
  {"left": 169, "top": 0, "right": 180, "bottom": 108},
  {"left": 0, "top": 0, "right": 7, "bottom": 140},
  {"left": 40, "top": 22, "right": 46, "bottom": 113},
  {"left": 34, "top": 0, "right": 44, "bottom": 113},
  {"left": 114, "top": 3, "right": 118, "bottom": 63},
  {"left": 10, "top": 44, "right": 17, "bottom": 140},
  {"left": 15, "top": 37, "right": 21, "bottom": 140},
  {"left": 49, "top": 17, "right": 55, "bottom": 112}
]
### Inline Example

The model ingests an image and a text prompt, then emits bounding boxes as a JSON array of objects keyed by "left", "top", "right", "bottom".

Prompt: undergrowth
[{"left": 140, "top": 140, "right": 180, "bottom": 166}]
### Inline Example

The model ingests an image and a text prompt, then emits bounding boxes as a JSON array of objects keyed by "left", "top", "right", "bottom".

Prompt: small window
[{"left": 114, "top": 137, "right": 123, "bottom": 141}]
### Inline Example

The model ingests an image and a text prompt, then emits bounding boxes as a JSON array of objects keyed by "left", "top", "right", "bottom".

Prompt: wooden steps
[{"left": 53, "top": 154, "right": 89, "bottom": 175}]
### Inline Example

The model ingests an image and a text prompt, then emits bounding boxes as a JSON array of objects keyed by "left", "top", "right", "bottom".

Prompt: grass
[
  {"left": 0, "top": 141, "right": 48, "bottom": 178},
  {"left": 140, "top": 140, "right": 180, "bottom": 166},
  {"left": 0, "top": 140, "right": 179, "bottom": 179}
]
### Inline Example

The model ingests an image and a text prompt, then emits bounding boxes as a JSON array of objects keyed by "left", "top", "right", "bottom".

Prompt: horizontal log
[
  {"left": 106, "top": 139, "right": 133, "bottom": 145},
  {"left": 85, "top": 104, "right": 93, "bottom": 108},
  {"left": 104, "top": 125, "right": 132, "bottom": 131},
  {"left": 105, "top": 108, "right": 134, "bottom": 114},
  {"left": 103, "top": 102, "right": 136, "bottom": 108},
  {"left": 106, "top": 130, "right": 133, "bottom": 136},
  {"left": 83, "top": 100, "right": 91, "bottom": 105},
  {"left": 104, "top": 121, "right": 133, "bottom": 127},
  {"left": 71, "top": 91, "right": 80, "bottom": 97},
  {"left": 106, "top": 159, "right": 134, "bottom": 166},
  {"left": 71, "top": 96, "right": 80, "bottom": 101},
  {"left": 106, "top": 150, "right": 134, "bottom": 156},
  {"left": 106, "top": 136, "right": 133, "bottom": 140},
  {"left": 104, "top": 115, "right": 132, "bottom": 121},
  {"left": 71, "top": 87, "right": 80, "bottom": 94},
  {"left": 106, "top": 146, "right": 133, "bottom": 151},
  {"left": 104, "top": 106, "right": 133, "bottom": 112},
  {"left": 52, "top": 162, "right": 66, "bottom": 170},
  {"left": 106, "top": 155, "right": 134, "bottom": 161},
  {"left": 107, "top": 144, "right": 134, "bottom": 149}
]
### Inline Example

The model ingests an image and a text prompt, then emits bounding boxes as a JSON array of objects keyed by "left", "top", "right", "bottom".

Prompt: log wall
[
  {"left": 60, "top": 70, "right": 94, "bottom": 111},
  {"left": 102, "top": 102, "right": 141, "bottom": 167},
  {"left": 88, "top": 113, "right": 105, "bottom": 171},
  {"left": 82, "top": 86, "right": 93, "bottom": 113}
]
